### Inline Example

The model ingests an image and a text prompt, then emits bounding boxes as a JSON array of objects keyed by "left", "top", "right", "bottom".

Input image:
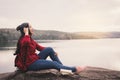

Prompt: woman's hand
[{"left": 24, "top": 27, "right": 29, "bottom": 35}]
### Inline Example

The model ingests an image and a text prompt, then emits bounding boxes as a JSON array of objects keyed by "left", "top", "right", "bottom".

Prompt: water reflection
[
  {"left": 0, "top": 41, "right": 16, "bottom": 47},
  {"left": 0, "top": 40, "right": 57, "bottom": 47},
  {"left": 0, "top": 50, "right": 16, "bottom": 73},
  {"left": 0, "top": 39, "right": 120, "bottom": 73},
  {"left": 0, "top": 40, "right": 56, "bottom": 50}
]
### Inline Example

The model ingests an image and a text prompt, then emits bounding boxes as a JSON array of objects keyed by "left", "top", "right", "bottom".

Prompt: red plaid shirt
[{"left": 15, "top": 35, "right": 45, "bottom": 71}]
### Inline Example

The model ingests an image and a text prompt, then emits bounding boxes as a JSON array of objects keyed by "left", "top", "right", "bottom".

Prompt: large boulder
[{"left": 0, "top": 67, "right": 120, "bottom": 80}]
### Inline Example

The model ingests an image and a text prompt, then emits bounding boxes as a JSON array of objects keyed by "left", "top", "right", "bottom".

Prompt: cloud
[{"left": 0, "top": 0, "right": 120, "bottom": 32}]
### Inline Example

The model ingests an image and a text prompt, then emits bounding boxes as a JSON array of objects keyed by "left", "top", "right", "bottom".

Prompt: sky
[{"left": 0, "top": 0, "right": 120, "bottom": 32}]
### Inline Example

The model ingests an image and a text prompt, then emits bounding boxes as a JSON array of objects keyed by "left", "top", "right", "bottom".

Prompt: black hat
[{"left": 16, "top": 23, "right": 29, "bottom": 31}]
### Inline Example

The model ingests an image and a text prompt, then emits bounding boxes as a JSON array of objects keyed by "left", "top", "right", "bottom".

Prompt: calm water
[{"left": 0, "top": 39, "right": 120, "bottom": 73}]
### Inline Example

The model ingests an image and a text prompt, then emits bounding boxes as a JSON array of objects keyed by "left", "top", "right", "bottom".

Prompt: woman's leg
[
  {"left": 28, "top": 59, "right": 76, "bottom": 72},
  {"left": 38, "top": 47, "right": 63, "bottom": 65}
]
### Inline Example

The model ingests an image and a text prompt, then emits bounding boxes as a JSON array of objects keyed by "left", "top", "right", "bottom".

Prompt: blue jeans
[{"left": 28, "top": 47, "right": 76, "bottom": 72}]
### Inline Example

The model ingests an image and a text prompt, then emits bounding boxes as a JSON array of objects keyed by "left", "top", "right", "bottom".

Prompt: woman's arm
[
  {"left": 21, "top": 27, "right": 30, "bottom": 45},
  {"left": 36, "top": 42, "right": 45, "bottom": 51},
  {"left": 24, "top": 27, "right": 29, "bottom": 35}
]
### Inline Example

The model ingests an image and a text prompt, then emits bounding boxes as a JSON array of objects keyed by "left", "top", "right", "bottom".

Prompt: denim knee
[{"left": 45, "top": 47, "right": 54, "bottom": 52}]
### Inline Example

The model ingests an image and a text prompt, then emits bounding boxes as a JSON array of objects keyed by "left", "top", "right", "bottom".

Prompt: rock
[{"left": 0, "top": 66, "right": 120, "bottom": 80}]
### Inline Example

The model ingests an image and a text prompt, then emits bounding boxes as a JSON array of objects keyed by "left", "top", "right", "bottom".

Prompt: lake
[{"left": 0, "top": 39, "right": 120, "bottom": 73}]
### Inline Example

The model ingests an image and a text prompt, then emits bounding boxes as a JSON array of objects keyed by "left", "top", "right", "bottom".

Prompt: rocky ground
[{"left": 0, "top": 66, "right": 120, "bottom": 80}]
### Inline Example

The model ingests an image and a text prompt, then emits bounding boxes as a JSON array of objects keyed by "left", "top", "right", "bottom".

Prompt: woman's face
[{"left": 29, "top": 24, "right": 34, "bottom": 35}]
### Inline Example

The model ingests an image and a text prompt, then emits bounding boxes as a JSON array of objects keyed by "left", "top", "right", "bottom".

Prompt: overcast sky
[{"left": 0, "top": 0, "right": 120, "bottom": 32}]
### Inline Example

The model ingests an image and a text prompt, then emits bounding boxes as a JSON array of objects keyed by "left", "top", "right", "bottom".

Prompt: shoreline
[{"left": 0, "top": 47, "right": 16, "bottom": 50}]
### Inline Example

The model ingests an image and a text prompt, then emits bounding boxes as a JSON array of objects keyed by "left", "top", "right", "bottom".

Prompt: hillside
[
  {"left": 0, "top": 29, "right": 71, "bottom": 42},
  {"left": 0, "top": 28, "right": 120, "bottom": 43},
  {"left": 71, "top": 32, "right": 109, "bottom": 39}
]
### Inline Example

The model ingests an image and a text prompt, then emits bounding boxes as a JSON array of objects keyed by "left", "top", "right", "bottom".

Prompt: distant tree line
[
  {"left": 0, "top": 29, "right": 19, "bottom": 42},
  {"left": 0, "top": 29, "right": 72, "bottom": 42},
  {"left": 0, "top": 28, "right": 120, "bottom": 43}
]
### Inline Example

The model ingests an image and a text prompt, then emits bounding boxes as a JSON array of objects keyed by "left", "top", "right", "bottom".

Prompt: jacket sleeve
[{"left": 35, "top": 41, "right": 45, "bottom": 51}]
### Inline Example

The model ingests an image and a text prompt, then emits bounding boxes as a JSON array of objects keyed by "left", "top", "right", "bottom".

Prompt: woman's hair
[
  {"left": 14, "top": 22, "right": 31, "bottom": 55},
  {"left": 16, "top": 23, "right": 29, "bottom": 36}
]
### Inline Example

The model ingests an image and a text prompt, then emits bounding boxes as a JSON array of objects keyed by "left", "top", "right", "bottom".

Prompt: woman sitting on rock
[{"left": 14, "top": 22, "right": 85, "bottom": 73}]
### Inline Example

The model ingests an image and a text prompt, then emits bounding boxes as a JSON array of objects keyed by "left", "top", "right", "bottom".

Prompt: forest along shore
[
  {"left": 1, "top": 28, "right": 120, "bottom": 43},
  {"left": 1, "top": 28, "right": 120, "bottom": 50}
]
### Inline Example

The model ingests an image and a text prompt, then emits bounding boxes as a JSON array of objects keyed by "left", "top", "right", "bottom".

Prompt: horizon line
[{"left": 0, "top": 28, "right": 120, "bottom": 33}]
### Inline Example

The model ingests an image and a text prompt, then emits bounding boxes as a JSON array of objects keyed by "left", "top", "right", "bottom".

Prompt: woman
[{"left": 14, "top": 22, "right": 85, "bottom": 73}]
